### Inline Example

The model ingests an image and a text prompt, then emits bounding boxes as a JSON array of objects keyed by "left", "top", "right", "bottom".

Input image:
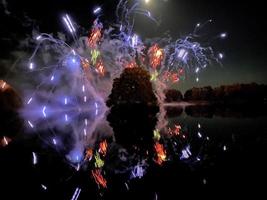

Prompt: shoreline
[{"left": 164, "top": 101, "right": 210, "bottom": 107}]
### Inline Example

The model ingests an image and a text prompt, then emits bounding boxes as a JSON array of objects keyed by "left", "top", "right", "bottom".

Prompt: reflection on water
[
  {"left": 1, "top": 104, "right": 267, "bottom": 199},
  {"left": 166, "top": 103, "right": 267, "bottom": 118}
]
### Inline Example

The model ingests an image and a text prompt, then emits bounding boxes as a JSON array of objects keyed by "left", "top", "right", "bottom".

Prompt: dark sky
[{"left": 0, "top": 0, "right": 266, "bottom": 91}]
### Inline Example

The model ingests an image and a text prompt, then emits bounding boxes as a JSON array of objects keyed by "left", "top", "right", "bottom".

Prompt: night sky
[{"left": 0, "top": 0, "right": 266, "bottom": 92}]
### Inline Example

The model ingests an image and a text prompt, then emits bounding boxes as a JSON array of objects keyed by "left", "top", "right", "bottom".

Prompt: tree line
[{"left": 165, "top": 83, "right": 267, "bottom": 104}]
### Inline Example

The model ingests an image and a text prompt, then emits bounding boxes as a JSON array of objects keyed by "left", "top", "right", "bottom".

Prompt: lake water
[
  {"left": 1, "top": 104, "right": 267, "bottom": 199},
  {"left": 164, "top": 105, "right": 267, "bottom": 198}
]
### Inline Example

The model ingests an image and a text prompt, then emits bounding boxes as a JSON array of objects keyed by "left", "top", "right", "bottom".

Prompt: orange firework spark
[
  {"left": 125, "top": 61, "right": 137, "bottom": 69},
  {"left": 148, "top": 44, "right": 164, "bottom": 69},
  {"left": 163, "top": 71, "right": 182, "bottom": 83},
  {"left": 88, "top": 27, "right": 102, "bottom": 48},
  {"left": 84, "top": 148, "right": 93, "bottom": 161},
  {"left": 163, "top": 71, "right": 171, "bottom": 81},
  {"left": 81, "top": 58, "right": 90, "bottom": 69},
  {"left": 174, "top": 124, "right": 181, "bottom": 135},
  {"left": 171, "top": 73, "right": 179, "bottom": 83},
  {"left": 99, "top": 140, "right": 108, "bottom": 156},
  {"left": 168, "top": 124, "right": 182, "bottom": 136},
  {"left": 91, "top": 169, "right": 107, "bottom": 188},
  {"left": 154, "top": 142, "right": 167, "bottom": 165},
  {"left": 0, "top": 136, "right": 11, "bottom": 148},
  {"left": 162, "top": 67, "right": 185, "bottom": 83},
  {"left": 96, "top": 60, "right": 105, "bottom": 76}
]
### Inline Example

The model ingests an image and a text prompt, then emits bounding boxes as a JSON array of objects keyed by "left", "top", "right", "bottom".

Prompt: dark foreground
[{"left": 1, "top": 104, "right": 267, "bottom": 199}]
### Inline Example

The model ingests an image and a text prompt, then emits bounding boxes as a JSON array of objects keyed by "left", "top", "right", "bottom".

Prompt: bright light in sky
[
  {"left": 220, "top": 32, "right": 227, "bottom": 39},
  {"left": 145, "top": 0, "right": 150, "bottom": 4},
  {"left": 93, "top": 7, "right": 101, "bottom": 14},
  {"left": 219, "top": 53, "right": 224, "bottom": 59}
]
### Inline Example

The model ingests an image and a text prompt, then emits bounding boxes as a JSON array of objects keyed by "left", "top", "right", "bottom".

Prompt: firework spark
[
  {"left": 99, "top": 140, "right": 108, "bottom": 156},
  {"left": 154, "top": 142, "right": 167, "bottom": 165},
  {"left": 148, "top": 44, "right": 164, "bottom": 69},
  {"left": 91, "top": 169, "right": 107, "bottom": 188},
  {"left": 8, "top": 0, "right": 225, "bottom": 177}
]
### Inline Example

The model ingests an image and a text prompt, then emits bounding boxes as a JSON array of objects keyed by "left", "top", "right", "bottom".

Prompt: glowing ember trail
[
  {"left": 91, "top": 169, "right": 107, "bottom": 188},
  {"left": 99, "top": 140, "right": 108, "bottom": 156},
  {"left": 148, "top": 44, "right": 164, "bottom": 69},
  {"left": 88, "top": 24, "right": 102, "bottom": 48},
  {"left": 154, "top": 142, "right": 167, "bottom": 165},
  {"left": 3, "top": 1, "right": 227, "bottom": 194}
]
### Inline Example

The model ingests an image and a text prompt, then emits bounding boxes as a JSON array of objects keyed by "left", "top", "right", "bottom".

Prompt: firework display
[{"left": 1, "top": 0, "right": 229, "bottom": 198}]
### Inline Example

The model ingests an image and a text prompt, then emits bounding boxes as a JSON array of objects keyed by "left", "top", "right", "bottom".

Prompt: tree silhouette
[
  {"left": 106, "top": 67, "right": 158, "bottom": 107},
  {"left": 164, "top": 89, "right": 183, "bottom": 102},
  {"left": 0, "top": 80, "right": 23, "bottom": 139},
  {"left": 183, "top": 83, "right": 267, "bottom": 104}
]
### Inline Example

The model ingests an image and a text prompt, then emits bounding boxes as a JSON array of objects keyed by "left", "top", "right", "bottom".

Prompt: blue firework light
[
  {"left": 163, "top": 34, "right": 216, "bottom": 82},
  {"left": 22, "top": 28, "right": 105, "bottom": 162}
]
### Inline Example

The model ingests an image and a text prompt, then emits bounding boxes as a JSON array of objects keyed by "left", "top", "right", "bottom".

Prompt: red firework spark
[
  {"left": 154, "top": 142, "right": 167, "bottom": 165},
  {"left": 91, "top": 169, "right": 107, "bottom": 188},
  {"left": 88, "top": 27, "right": 102, "bottom": 48},
  {"left": 148, "top": 44, "right": 164, "bottom": 69}
]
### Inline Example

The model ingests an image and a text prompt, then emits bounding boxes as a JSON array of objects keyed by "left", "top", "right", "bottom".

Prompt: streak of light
[
  {"left": 125, "top": 182, "right": 129, "bottom": 190},
  {"left": 41, "top": 184, "right": 47, "bottom": 190},
  {"left": 65, "top": 114, "right": 68, "bottom": 122},
  {"left": 42, "top": 106, "right": 47, "bottom": 118},
  {"left": 3, "top": 136, "right": 8, "bottom": 146},
  {"left": 53, "top": 138, "right": 57, "bottom": 145},
  {"left": 29, "top": 62, "right": 34, "bottom": 70},
  {"left": 71, "top": 187, "right": 81, "bottom": 200},
  {"left": 28, "top": 120, "right": 34, "bottom": 128},
  {"left": 93, "top": 7, "right": 101, "bottom": 14},
  {"left": 91, "top": 169, "right": 107, "bottom": 188},
  {"left": 27, "top": 97, "right": 33, "bottom": 105},
  {"left": 32, "top": 152, "right": 37, "bottom": 165},
  {"left": 1, "top": 82, "right": 6, "bottom": 89},
  {"left": 36, "top": 35, "right": 42, "bottom": 40}
]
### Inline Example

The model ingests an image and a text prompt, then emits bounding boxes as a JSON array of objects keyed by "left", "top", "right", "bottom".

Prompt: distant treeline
[{"left": 165, "top": 83, "right": 267, "bottom": 104}]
